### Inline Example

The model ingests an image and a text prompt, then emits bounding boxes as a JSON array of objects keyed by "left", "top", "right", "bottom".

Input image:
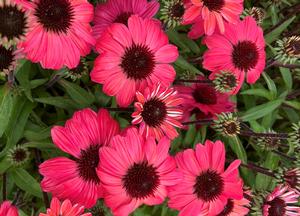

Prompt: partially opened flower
[
  {"left": 282, "top": 168, "right": 300, "bottom": 194},
  {"left": 132, "top": 83, "right": 183, "bottom": 141},
  {"left": 176, "top": 76, "right": 235, "bottom": 119},
  {"left": 0, "top": 0, "right": 29, "bottom": 45},
  {"left": 216, "top": 191, "right": 251, "bottom": 216},
  {"left": 186, "top": 16, "right": 205, "bottom": 39},
  {"left": 93, "top": 0, "right": 159, "bottom": 40},
  {"left": 97, "top": 128, "right": 182, "bottom": 216},
  {"left": 183, "top": 0, "right": 244, "bottom": 35},
  {"left": 263, "top": 185, "right": 300, "bottom": 216},
  {"left": 0, "top": 201, "right": 18, "bottom": 216},
  {"left": 242, "top": 7, "right": 265, "bottom": 25},
  {"left": 39, "top": 197, "right": 91, "bottom": 216},
  {"left": 160, "top": 0, "right": 185, "bottom": 29},
  {"left": 210, "top": 70, "right": 242, "bottom": 95},
  {"left": 91, "top": 15, "right": 178, "bottom": 107},
  {"left": 275, "top": 36, "right": 300, "bottom": 64},
  {"left": 0, "top": 45, "right": 22, "bottom": 75},
  {"left": 203, "top": 17, "right": 266, "bottom": 84},
  {"left": 39, "top": 108, "right": 120, "bottom": 208},
  {"left": 168, "top": 140, "right": 243, "bottom": 215},
  {"left": 18, "top": 0, "right": 95, "bottom": 69}
]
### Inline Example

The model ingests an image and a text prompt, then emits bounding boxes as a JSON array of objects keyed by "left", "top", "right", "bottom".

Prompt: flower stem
[
  {"left": 287, "top": 90, "right": 300, "bottom": 100},
  {"left": 182, "top": 119, "right": 214, "bottom": 125},
  {"left": 174, "top": 79, "right": 213, "bottom": 84},
  {"left": 45, "top": 69, "right": 67, "bottom": 89},
  {"left": 12, "top": 189, "right": 21, "bottom": 206},
  {"left": 239, "top": 130, "right": 289, "bottom": 139},
  {"left": 187, "top": 56, "right": 203, "bottom": 63},
  {"left": 34, "top": 149, "right": 50, "bottom": 208},
  {"left": 105, "top": 107, "right": 134, "bottom": 112},
  {"left": 239, "top": 162, "right": 276, "bottom": 178},
  {"left": 2, "top": 173, "right": 6, "bottom": 201},
  {"left": 272, "top": 150, "right": 296, "bottom": 161},
  {"left": 45, "top": 74, "right": 63, "bottom": 89}
]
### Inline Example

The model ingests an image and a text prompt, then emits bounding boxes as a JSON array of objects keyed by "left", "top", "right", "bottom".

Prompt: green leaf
[
  {"left": 284, "top": 100, "right": 300, "bottom": 110},
  {"left": 174, "top": 56, "right": 203, "bottom": 77},
  {"left": 255, "top": 152, "right": 280, "bottom": 190},
  {"left": 58, "top": 79, "right": 95, "bottom": 108},
  {"left": 167, "top": 30, "right": 190, "bottom": 53},
  {"left": 183, "top": 124, "right": 196, "bottom": 147},
  {"left": 10, "top": 168, "right": 43, "bottom": 198},
  {"left": 0, "top": 86, "right": 14, "bottom": 137},
  {"left": 0, "top": 98, "right": 35, "bottom": 157},
  {"left": 18, "top": 210, "right": 29, "bottom": 216},
  {"left": 24, "top": 127, "right": 51, "bottom": 141},
  {"left": 283, "top": 107, "right": 300, "bottom": 123},
  {"left": 279, "top": 67, "right": 293, "bottom": 90},
  {"left": 241, "top": 99, "right": 284, "bottom": 122},
  {"left": 227, "top": 136, "right": 247, "bottom": 163},
  {"left": 241, "top": 88, "right": 273, "bottom": 100},
  {"left": 223, "top": 136, "right": 255, "bottom": 186},
  {"left": 269, "top": 5, "right": 279, "bottom": 25},
  {"left": 34, "top": 97, "right": 78, "bottom": 110},
  {"left": 15, "top": 61, "right": 37, "bottom": 101},
  {"left": 265, "top": 16, "right": 296, "bottom": 43},
  {"left": 30, "top": 79, "right": 48, "bottom": 89},
  {"left": 23, "top": 141, "right": 55, "bottom": 150},
  {"left": 179, "top": 34, "right": 201, "bottom": 54},
  {"left": 0, "top": 157, "right": 11, "bottom": 174},
  {"left": 262, "top": 73, "right": 277, "bottom": 99}
]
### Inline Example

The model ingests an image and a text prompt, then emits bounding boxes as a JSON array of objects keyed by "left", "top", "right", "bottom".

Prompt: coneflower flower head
[
  {"left": 213, "top": 112, "right": 241, "bottom": 137},
  {"left": 216, "top": 189, "right": 252, "bottom": 216},
  {"left": 242, "top": 7, "right": 265, "bottom": 25},
  {"left": 257, "top": 129, "right": 281, "bottom": 150},
  {"left": 276, "top": 168, "right": 300, "bottom": 194},
  {"left": 275, "top": 36, "right": 300, "bottom": 64},
  {"left": 64, "top": 58, "right": 89, "bottom": 81},
  {"left": 262, "top": 185, "right": 300, "bottom": 216},
  {"left": 160, "top": 0, "right": 185, "bottom": 29},
  {"left": 288, "top": 121, "right": 300, "bottom": 149},
  {"left": 0, "top": 0, "right": 29, "bottom": 46},
  {"left": 0, "top": 45, "right": 21, "bottom": 75},
  {"left": 212, "top": 71, "right": 239, "bottom": 94},
  {"left": 8, "top": 145, "right": 30, "bottom": 167}
]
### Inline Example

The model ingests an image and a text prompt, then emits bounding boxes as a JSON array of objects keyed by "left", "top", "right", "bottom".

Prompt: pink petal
[{"left": 155, "top": 44, "right": 179, "bottom": 63}]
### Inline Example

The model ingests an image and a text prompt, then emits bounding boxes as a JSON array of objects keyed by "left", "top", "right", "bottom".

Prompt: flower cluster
[{"left": 36, "top": 108, "right": 247, "bottom": 215}]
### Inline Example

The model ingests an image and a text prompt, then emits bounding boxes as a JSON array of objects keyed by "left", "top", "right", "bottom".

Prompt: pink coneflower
[
  {"left": 283, "top": 168, "right": 300, "bottom": 194},
  {"left": 18, "top": 0, "right": 95, "bottom": 70},
  {"left": 182, "top": 0, "right": 211, "bottom": 39},
  {"left": 39, "top": 197, "right": 91, "bottom": 216},
  {"left": 203, "top": 17, "right": 266, "bottom": 84},
  {"left": 263, "top": 185, "right": 300, "bottom": 216},
  {"left": 132, "top": 83, "right": 183, "bottom": 141},
  {"left": 186, "top": 16, "right": 205, "bottom": 39},
  {"left": 91, "top": 15, "right": 178, "bottom": 107},
  {"left": 93, "top": 0, "right": 159, "bottom": 40},
  {"left": 217, "top": 191, "right": 251, "bottom": 216},
  {"left": 0, "top": 45, "right": 22, "bottom": 75},
  {"left": 0, "top": 201, "right": 18, "bottom": 216},
  {"left": 97, "top": 128, "right": 182, "bottom": 216},
  {"left": 39, "top": 108, "right": 120, "bottom": 208},
  {"left": 183, "top": 0, "right": 244, "bottom": 35},
  {"left": 0, "top": 0, "right": 29, "bottom": 45},
  {"left": 168, "top": 140, "right": 243, "bottom": 215},
  {"left": 176, "top": 76, "right": 235, "bottom": 119}
]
